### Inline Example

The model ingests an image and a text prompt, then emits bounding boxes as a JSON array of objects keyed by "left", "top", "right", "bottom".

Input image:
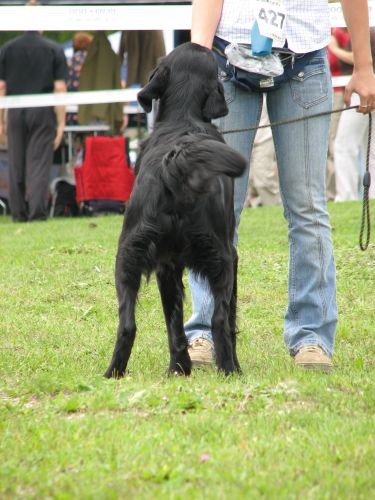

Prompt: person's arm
[
  {"left": 53, "top": 79, "right": 67, "bottom": 151},
  {"left": 328, "top": 35, "right": 354, "bottom": 65},
  {"left": 340, "top": 0, "right": 375, "bottom": 112},
  {"left": 191, "top": 0, "right": 224, "bottom": 49},
  {"left": 0, "top": 80, "right": 6, "bottom": 138}
]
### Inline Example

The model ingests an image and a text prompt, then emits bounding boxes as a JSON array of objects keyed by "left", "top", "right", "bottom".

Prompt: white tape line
[
  {"left": 0, "top": 77, "right": 351, "bottom": 110},
  {"left": 0, "top": 2, "right": 374, "bottom": 30},
  {"left": 0, "top": 76, "right": 351, "bottom": 110},
  {"left": 0, "top": 5, "right": 192, "bottom": 31},
  {"left": 0, "top": 89, "right": 140, "bottom": 110}
]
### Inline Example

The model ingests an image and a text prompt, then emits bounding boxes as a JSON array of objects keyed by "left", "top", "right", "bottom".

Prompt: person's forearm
[
  {"left": 0, "top": 81, "right": 6, "bottom": 128},
  {"left": 340, "top": 0, "right": 373, "bottom": 71},
  {"left": 330, "top": 45, "right": 354, "bottom": 65},
  {"left": 54, "top": 105, "right": 66, "bottom": 130},
  {"left": 191, "top": 0, "right": 224, "bottom": 48},
  {"left": 53, "top": 80, "right": 67, "bottom": 131},
  {"left": 53, "top": 104, "right": 65, "bottom": 150}
]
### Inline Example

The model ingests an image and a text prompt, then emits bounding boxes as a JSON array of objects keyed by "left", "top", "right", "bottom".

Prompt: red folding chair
[{"left": 74, "top": 135, "right": 134, "bottom": 213}]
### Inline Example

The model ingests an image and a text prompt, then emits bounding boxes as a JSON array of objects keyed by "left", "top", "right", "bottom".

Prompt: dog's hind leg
[
  {"left": 211, "top": 297, "right": 237, "bottom": 375},
  {"left": 229, "top": 248, "right": 241, "bottom": 373},
  {"left": 208, "top": 263, "right": 237, "bottom": 375},
  {"left": 156, "top": 264, "right": 191, "bottom": 376},
  {"left": 104, "top": 258, "right": 141, "bottom": 379}
]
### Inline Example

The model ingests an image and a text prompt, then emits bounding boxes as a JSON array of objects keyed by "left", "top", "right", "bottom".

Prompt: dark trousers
[{"left": 7, "top": 107, "right": 55, "bottom": 221}]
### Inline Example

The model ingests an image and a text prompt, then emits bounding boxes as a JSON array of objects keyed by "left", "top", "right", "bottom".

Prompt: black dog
[{"left": 104, "top": 42, "right": 247, "bottom": 378}]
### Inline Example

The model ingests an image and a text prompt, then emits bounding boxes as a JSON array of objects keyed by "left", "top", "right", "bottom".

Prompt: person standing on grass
[
  {"left": 0, "top": 29, "right": 67, "bottom": 222},
  {"left": 326, "top": 27, "right": 352, "bottom": 201},
  {"left": 332, "top": 27, "right": 375, "bottom": 202},
  {"left": 185, "top": 0, "right": 375, "bottom": 371}
]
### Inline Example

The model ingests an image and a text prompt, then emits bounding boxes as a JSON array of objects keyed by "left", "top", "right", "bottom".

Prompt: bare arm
[
  {"left": 328, "top": 35, "right": 354, "bottom": 65},
  {"left": 340, "top": 0, "right": 375, "bottom": 112},
  {"left": 330, "top": 46, "right": 354, "bottom": 65},
  {"left": 53, "top": 79, "right": 67, "bottom": 151},
  {"left": 0, "top": 80, "right": 6, "bottom": 138},
  {"left": 191, "top": 0, "right": 224, "bottom": 49}
]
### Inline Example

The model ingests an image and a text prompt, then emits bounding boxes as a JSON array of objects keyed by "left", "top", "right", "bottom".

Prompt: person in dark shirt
[{"left": 0, "top": 31, "right": 67, "bottom": 222}]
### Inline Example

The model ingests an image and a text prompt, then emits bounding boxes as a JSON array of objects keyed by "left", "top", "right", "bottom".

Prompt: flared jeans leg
[{"left": 185, "top": 50, "right": 337, "bottom": 357}]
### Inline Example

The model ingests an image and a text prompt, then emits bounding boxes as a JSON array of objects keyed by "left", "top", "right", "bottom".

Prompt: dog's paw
[
  {"left": 169, "top": 369, "right": 187, "bottom": 377},
  {"left": 168, "top": 349, "right": 192, "bottom": 376},
  {"left": 169, "top": 359, "right": 192, "bottom": 377},
  {"left": 216, "top": 359, "right": 240, "bottom": 376},
  {"left": 103, "top": 366, "right": 125, "bottom": 379},
  {"left": 168, "top": 364, "right": 191, "bottom": 376}
]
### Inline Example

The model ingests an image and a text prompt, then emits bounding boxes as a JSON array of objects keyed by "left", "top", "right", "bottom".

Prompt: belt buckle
[{"left": 259, "top": 77, "right": 275, "bottom": 88}]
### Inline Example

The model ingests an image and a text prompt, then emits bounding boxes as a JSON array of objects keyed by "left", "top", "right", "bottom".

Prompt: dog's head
[{"left": 137, "top": 42, "right": 228, "bottom": 121}]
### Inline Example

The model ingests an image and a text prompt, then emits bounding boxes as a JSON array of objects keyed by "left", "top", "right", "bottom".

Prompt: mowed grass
[{"left": 0, "top": 201, "right": 374, "bottom": 499}]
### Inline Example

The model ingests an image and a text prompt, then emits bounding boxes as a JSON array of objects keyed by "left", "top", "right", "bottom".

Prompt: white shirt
[{"left": 216, "top": 0, "right": 331, "bottom": 53}]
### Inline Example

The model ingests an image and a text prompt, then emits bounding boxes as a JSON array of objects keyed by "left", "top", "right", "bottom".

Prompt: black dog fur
[{"left": 104, "top": 42, "right": 247, "bottom": 378}]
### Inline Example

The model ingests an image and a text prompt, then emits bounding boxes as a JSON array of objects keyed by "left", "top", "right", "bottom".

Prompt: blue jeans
[{"left": 185, "top": 48, "right": 337, "bottom": 357}]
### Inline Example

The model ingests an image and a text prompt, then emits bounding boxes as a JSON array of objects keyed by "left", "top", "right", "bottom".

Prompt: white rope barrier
[
  {"left": 0, "top": 2, "right": 369, "bottom": 109},
  {"left": 0, "top": 77, "right": 352, "bottom": 111},
  {"left": 0, "top": 5, "right": 192, "bottom": 31},
  {"left": 0, "top": 89, "right": 140, "bottom": 110},
  {"left": 0, "top": 2, "right": 374, "bottom": 31}
]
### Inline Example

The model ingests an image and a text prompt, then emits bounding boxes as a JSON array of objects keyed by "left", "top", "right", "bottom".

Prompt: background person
[
  {"left": 119, "top": 30, "right": 166, "bottom": 132},
  {"left": 0, "top": 30, "right": 67, "bottom": 222},
  {"left": 78, "top": 31, "right": 124, "bottom": 135},
  {"left": 332, "top": 27, "right": 375, "bottom": 201},
  {"left": 185, "top": 0, "right": 375, "bottom": 371},
  {"left": 66, "top": 32, "right": 93, "bottom": 126},
  {"left": 326, "top": 27, "right": 352, "bottom": 201}
]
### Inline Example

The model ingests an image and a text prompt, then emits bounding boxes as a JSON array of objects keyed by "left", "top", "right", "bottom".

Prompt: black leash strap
[
  {"left": 221, "top": 104, "right": 372, "bottom": 251},
  {"left": 359, "top": 113, "right": 372, "bottom": 251},
  {"left": 221, "top": 105, "right": 359, "bottom": 135}
]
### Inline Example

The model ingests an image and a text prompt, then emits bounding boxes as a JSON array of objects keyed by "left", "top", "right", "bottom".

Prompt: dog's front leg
[{"left": 156, "top": 264, "right": 191, "bottom": 376}]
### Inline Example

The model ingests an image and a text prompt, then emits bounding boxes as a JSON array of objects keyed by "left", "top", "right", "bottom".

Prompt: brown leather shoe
[
  {"left": 188, "top": 338, "right": 214, "bottom": 367},
  {"left": 294, "top": 345, "right": 333, "bottom": 371}
]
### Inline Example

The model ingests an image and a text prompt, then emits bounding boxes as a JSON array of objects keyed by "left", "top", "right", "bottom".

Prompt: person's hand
[
  {"left": 344, "top": 68, "right": 375, "bottom": 114},
  {"left": 0, "top": 121, "right": 5, "bottom": 139},
  {"left": 53, "top": 125, "right": 65, "bottom": 151}
]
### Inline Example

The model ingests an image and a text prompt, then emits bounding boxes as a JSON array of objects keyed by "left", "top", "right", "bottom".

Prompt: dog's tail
[{"left": 161, "top": 135, "right": 247, "bottom": 194}]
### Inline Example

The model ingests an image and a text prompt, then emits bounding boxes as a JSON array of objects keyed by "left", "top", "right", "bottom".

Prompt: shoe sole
[
  {"left": 189, "top": 358, "right": 214, "bottom": 367},
  {"left": 296, "top": 362, "right": 333, "bottom": 372}
]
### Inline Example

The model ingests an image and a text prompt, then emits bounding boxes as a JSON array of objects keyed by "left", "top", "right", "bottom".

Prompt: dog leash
[
  {"left": 221, "top": 105, "right": 372, "bottom": 251},
  {"left": 360, "top": 112, "right": 372, "bottom": 251},
  {"left": 220, "top": 104, "right": 358, "bottom": 134}
]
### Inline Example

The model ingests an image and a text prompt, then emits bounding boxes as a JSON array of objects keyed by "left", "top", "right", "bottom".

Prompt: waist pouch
[{"left": 213, "top": 36, "right": 323, "bottom": 93}]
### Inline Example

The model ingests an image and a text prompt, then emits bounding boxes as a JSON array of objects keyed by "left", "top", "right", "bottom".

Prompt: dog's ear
[
  {"left": 202, "top": 80, "right": 228, "bottom": 120},
  {"left": 137, "top": 66, "right": 170, "bottom": 113}
]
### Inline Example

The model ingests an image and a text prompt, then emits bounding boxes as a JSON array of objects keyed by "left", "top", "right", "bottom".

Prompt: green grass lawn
[{"left": 0, "top": 202, "right": 374, "bottom": 499}]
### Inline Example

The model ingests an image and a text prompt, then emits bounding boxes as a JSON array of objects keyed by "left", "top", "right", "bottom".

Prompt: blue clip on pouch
[{"left": 251, "top": 20, "right": 273, "bottom": 57}]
